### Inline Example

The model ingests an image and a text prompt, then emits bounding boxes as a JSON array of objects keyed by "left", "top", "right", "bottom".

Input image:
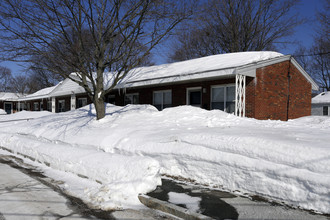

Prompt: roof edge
[{"left": 290, "top": 57, "right": 319, "bottom": 91}]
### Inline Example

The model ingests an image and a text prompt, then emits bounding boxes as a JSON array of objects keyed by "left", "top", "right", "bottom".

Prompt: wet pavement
[
  {"left": 0, "top": 155, "right": 175, "bottom": 220},
  {"left": 1, "top": 154, "right": 329, "bottom": 220},
  {"left": 147, "top": 179, "right": 330, "bottom": 220}
]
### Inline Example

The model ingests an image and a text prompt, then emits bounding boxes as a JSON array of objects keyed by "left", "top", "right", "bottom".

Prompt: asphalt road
[
  {"left": 1, "top": 154, "right": 329, "bottom": 220},
  {"left": 148, "top": 179, "right": 330, "bottom": 220},
  {"left": 0, "top": 161, "right": 99, "bottom": 220},
  {"left": 0, "top": 155, "right": 176, "bottom": 220}
]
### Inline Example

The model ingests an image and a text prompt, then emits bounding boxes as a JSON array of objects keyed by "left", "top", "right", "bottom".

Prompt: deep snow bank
[
  {"left": 0, "top": 104, "right": 329, "bottom": 213},
  {"left": 0, "top": 108, "right": 6, "bottom": 115}
]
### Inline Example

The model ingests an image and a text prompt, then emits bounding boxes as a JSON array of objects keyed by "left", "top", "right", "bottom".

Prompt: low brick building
[
  {"left": 0, "top": 92, "right": 23, "bottom": 114},
  {"left": 312, "top": 91, "right": 330, "bottom": 116},
  {"left": 15, "top": 51, "right": 318, "bottom": 120}
]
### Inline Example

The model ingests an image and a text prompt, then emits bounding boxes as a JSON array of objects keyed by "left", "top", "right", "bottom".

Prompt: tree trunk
[{"left": 94, "top": 95, "right": 105, "bottom": 120}]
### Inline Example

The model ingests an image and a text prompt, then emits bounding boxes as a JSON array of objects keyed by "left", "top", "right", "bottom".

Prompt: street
[
  {"left": 0, "top": 158, "right": 102, "bottom": 220},
  {"left": 0, "top": 154, "right": 329, "bottom": 220},
  {"left": 0, "top": 156, "right": 173, "bottom": 220}
]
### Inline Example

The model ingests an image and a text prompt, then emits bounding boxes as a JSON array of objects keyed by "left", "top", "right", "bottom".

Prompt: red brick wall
[
  {"left": 254, "top": 60, "right": 311, "bottom": 120},
  {"left": 245, "top": 77, "right": 256, "bottom": 118},
  {"left": 288, "top": 63, "right": 312, "bottom": 119}
]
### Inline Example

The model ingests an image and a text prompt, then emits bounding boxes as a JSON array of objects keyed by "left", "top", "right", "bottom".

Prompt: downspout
[{"left": 286, "top": 56, "right": 292, "bottom": 121}]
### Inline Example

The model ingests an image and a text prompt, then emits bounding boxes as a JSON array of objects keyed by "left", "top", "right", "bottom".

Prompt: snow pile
[
  {"left": 107, "top": 51, "right": 283, "bottom": 88},
  {"left": 168, "top": 192, "right": 201, "bottom": 213},
  {"left": 0, "top": 104, "right": 329, "bottom": 213},
  {"left": 0, "top": 108, "right": 6, "bottom": 115},
  {"left": 312, "top": 91, "right": 330, "bottom": 104},
  {"left": 0, "top": 110, "right": 52, "bottom": 120}
]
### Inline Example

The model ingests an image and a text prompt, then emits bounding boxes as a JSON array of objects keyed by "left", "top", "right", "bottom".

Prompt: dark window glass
[
  {"left": 189, "top": 91, "right": 201, "bottom": 106},
  {"left": 323, "top": 106, "right": 329, "bottom": 116}
]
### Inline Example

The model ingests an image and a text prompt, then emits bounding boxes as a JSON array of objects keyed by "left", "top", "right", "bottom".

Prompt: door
[
  {"left": 187, "top": 87, "right": 202, "bottom": 107},
  {"left": 4, "top": 102, "right": 12, "bottom": 114}
]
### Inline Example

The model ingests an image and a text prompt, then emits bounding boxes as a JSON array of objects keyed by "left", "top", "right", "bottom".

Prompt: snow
[
  {"left": 20, "top": 84, "right": 60, "bottom": 101},
  {"left": 0, "top": 92, "right": 22, "bottom": 101},
  {"left": 0, "top": 108, "right": 6, "bottom": 115},
  {"left": 77, "top": 51, "right": 284, "bottom": 90},
  {"left": 0, "top": 104, "right": 329, "bottom": 214},
  {"left": 168, "top": 192, "right": 201, "bottom": 213},
  {"left": 15, "top": 52, "right": 284, "bottom": 102},
  {"left": 312, "top": 91, "right": 330, "bottom": 104},
  {"left": 115, "top": 51, "right": 283, "bottom": 88}
]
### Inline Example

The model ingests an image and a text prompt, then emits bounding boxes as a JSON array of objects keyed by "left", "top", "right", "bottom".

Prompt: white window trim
[
  {"left": 34, "top": 102, "right": 39, "bottom": 111},
  {"left": 210, "top": 84, "right": 235, "bottom": 112},
  {"left": 186, "top": 87, "right": 202, "bottom": 106},
  {"left": 153, "top": 90, "right": 172, "bottom": 110}
]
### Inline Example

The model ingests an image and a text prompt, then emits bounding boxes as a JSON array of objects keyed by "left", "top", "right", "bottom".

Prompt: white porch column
[
  {"left": 71, "top": 93, "right": 76, "bottom": 110},
  {"left": 235, "top": 74, "right": 246, "bottom": 117},
  {"left": 51, "top": 97, "right": 56, "bottom": 113}
]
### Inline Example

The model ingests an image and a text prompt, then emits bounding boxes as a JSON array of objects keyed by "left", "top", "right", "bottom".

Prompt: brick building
[
  {"left": 14, "top": 51, "right": 318, "bottom": 120},
  {"left": 0, "top": 92, "right": 22, "bottom": 114}
]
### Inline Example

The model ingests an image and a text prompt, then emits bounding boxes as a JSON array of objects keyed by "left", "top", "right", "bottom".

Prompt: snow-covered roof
[
  {"left": 51, "top": 77, "right": 86, "bottom": 97},
  {"left": 0, "top": 92, "right": 23, "bottom": 101},
  {"left": 19, "top": 84, "right": 60, "bottom": 101},
  {"left": 115, "top": 51, "right": 284, "bottom": 88},
  {"left": 312, "top": 92, "right": 330, "bottom": 104},
  {"left": 17, "top": 51, "right": 319, "bottom": 101}
]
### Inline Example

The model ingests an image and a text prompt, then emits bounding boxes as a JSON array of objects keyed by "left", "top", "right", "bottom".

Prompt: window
[
  {"left": 40, "top": 102, "right": 43, "bottom": 111},
  {"left": 18, "top": 103, "right": 25, "bottom": 111},
  {"left": 58, "top": 100, "right": 65, "bottom": 112},
  {"left": 27, "top": 103, "right": 30, "bottom": 111},
  {"left": 124, "top": 93, "right": 139, "bottom": 105},
  {"left": 187, "top": 87, "right": 202, "bottom": 107},
  {"left": 323, "top": 106, "right": 329, "bottom": 116},
  {"left": 4, "top": 102, "right": 12, "bottom": 114},
  {"left": 34, "top": 102, "right": 39, "bottom": 111},
  {"left": 47, "top": 101, "right": 52, "bottom": 112},
  {"left": 153, "top": 90, "right": 172, "bottom": 110},
  {"left": 77, "top": 98, "right": 87, "bottom": 108},
  {"left": 211, "top": 85, "right": 235, "bottom": 113}
]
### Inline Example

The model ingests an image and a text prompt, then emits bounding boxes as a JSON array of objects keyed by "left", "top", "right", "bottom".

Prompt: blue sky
[{"left": 1, "top": 0, "right": 323, "bottom": 76}]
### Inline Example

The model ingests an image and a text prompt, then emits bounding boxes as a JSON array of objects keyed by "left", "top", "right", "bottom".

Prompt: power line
[{"left": 293, "top": 51, "right": 330, "bottom": 57}]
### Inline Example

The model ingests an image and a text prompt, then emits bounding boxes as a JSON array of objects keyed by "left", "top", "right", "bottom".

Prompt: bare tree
[
  {"left": 170, "top": 0, "right": 304, "bottom": 62},
  {"left": 0, "top": 0, "right": 192, "bottom": 119},
  {"left": 8, "top": 75, "right": 31, "bottom": 94},
  {"left": 293, "top": 0, "right": 329, "bottom": 92},
  {"left": 0, "top": 66, "right": 13, "bottom": 92},
  {"left": 311, "top": 0, "right": 330, "bottom": 91}
]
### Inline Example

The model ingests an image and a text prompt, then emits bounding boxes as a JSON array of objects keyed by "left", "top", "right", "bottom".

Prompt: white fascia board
[
  {"left": 18, "top": 94, "right": 51, "bottom": 101},
  {"left": 236, "top": 55, "right": 319, "bottom": 91},
  {"left": 236, "top": 55, "right": 291, "bottom": 76},
  {"left": 290, "top": 57, "right": 319, "bottom": 91},
  {"left": 118, "top": 68, "right": 236, "bottom": 89}
]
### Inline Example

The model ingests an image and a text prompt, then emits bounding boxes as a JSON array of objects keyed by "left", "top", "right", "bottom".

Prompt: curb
[{"left": 138, "top": 194, "right": 212, "bottom": 220}]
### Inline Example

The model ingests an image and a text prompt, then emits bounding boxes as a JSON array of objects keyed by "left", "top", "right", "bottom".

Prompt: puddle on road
[{"left": 147, "top": 179, "right": 239, "bottom": 220}]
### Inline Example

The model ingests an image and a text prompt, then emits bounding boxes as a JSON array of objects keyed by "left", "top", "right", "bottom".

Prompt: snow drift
[{"left": 0, "top": 104, "right": 329, "bottom": 213}]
